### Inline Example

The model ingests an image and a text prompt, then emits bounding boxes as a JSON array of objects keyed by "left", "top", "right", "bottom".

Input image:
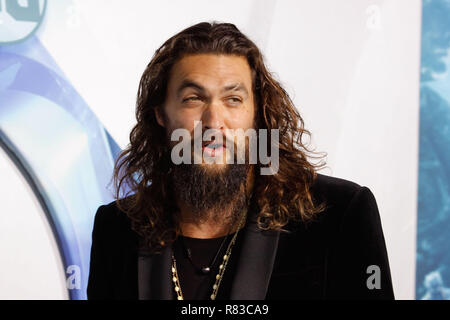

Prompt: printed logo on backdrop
[{"left": 0, "top": 0, "right": 47, "bottom": 45}]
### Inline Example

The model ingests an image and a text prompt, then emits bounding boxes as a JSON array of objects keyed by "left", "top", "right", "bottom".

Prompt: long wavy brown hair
[{"left": 113, "top": 21, "right": 327, "bottom": 253}]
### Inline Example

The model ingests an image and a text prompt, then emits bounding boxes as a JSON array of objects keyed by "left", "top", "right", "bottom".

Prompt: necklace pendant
[{"left": 201, "top": 267, "right": 211, "bottom": 274}]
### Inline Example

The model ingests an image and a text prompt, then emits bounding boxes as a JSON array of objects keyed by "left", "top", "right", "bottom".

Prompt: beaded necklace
[{"left": 171, "top": 210, "right": 247, "bottom": 300}]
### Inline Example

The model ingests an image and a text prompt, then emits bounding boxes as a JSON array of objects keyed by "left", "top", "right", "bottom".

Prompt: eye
[
  {"left": 183, "top": 96, "right": 201, "bottom": 102},
  {"left": 227, "top": 97, "right": 242, "bottom": 104}
]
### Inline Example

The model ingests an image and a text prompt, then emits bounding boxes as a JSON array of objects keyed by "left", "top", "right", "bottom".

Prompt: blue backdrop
[{"left": 416, "top": 0, "right": 450, "bottom": 300}]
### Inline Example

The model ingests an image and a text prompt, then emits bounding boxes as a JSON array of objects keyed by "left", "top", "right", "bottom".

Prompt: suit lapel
[
  {"left": 230, "top": 213, "right": 280, "bottom": 299},
  {"left": 135, "top": 212, "right": 280, "bottom": 300},
  {"left": 137, "top": 245, "right": 173, "bottom": 300}
]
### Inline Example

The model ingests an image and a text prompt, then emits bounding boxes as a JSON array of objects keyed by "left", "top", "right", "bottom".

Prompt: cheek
[
  {"left": 164, "top": 107, "right": 199, "bottom": 132},
  {"left": 228, "top": 106, "right": 255, "bottom": 130}
]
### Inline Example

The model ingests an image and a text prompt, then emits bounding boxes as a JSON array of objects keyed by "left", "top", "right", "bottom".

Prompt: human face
[{"left": 156, "top": 53, "right": 256, "bottom": 168}]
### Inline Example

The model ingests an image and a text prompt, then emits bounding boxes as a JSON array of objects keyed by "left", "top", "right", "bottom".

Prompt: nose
[{"left": 201, "top": 103, "right": 225, "bottom": 132}]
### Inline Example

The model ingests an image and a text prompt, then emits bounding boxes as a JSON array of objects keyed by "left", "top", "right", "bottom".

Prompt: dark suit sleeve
[
  {"left": 327, "top": 186, "right": 395, "bottom": 299},
  {"left": 87, "top": 205, "right": 112, "bottom": 299}
]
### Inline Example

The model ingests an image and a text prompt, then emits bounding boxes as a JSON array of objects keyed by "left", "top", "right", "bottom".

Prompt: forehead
[{"left": 167, "top": 54, "right": 253, "bottom": 90}]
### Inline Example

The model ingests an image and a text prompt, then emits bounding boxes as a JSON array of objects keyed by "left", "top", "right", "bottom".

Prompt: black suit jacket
[{"left": 87, "top": 173, "right": 395, "bottom": 299}]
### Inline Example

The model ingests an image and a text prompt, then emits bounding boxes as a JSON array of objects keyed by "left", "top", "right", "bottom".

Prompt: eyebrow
[
  {"left": 176, "top": 79, "right": 249, "bottom": 98},
  {"left": 222, "top": 83, "right": 249, "bottom": 96},
  {"left": 176, "top": 79, "right": 205, "bottom": 98}
]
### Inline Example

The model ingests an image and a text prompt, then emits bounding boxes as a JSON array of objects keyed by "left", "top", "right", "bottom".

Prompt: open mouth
[{"left": 202, "top": 140, "right": 226, "bottom": 157}]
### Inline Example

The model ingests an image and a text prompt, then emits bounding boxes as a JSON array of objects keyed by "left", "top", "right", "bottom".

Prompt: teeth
[{"left": 204, "top": 143, "right": 222, "bottom": 149}]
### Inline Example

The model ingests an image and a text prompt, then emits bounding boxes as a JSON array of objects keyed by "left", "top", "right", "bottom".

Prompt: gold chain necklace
[{"left": 171, "top": 210, "right": 247, "bottom": 300}]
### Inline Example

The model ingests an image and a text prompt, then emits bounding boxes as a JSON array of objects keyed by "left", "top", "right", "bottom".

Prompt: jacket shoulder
[
  {"left": 92, "top": 197, "right": 136, "bottom": 238},
  {"left": 306, "top": 173, "right": 384, "bottom": 233},
  {"left": 310, "top": 173, "right": 363, "bottom": 209}
]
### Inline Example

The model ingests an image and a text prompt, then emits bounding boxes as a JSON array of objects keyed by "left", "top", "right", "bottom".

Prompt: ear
[{"left": 154, "top": 106, "right": 165, "bottom": 127}]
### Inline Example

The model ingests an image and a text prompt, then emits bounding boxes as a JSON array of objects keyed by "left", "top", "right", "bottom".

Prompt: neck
[
  {"left": 179, "top": 218, "right": 234, "bottom": 239},
  {"left": 177, "top": 198, "right": 248, "bottom": 239},
  {"left": 177, "top": 166, "right": 254, "bottom": 239}
]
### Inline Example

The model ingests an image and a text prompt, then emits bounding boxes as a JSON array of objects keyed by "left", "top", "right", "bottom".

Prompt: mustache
[
  {"left": 167, "top": 127, "right": 254, "bottom": 165},
  {"left": 193, "top": 128, "right": 234, "bottom": 147},
  {"left": 170, "top": 131, "right": 244, "bottom": 153}
]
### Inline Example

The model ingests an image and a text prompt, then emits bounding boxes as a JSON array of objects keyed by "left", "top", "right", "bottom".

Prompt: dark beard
[{"left": 171, "top": 163, "right": 250, "bottom": 226}]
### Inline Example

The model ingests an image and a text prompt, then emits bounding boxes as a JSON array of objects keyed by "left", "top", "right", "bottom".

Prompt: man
[{"left": 87, "top": 22, "right": 394, "bottom": 300}]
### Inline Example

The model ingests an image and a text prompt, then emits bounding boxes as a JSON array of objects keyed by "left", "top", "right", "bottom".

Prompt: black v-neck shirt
[{"left": 172, "top": 230, "right": 245, "bottom": 300}]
